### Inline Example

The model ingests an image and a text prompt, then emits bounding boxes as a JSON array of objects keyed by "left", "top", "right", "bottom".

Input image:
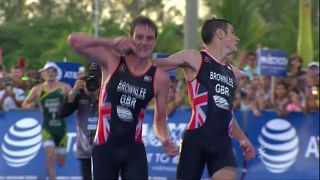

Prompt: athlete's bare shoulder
[
  {"left": 229, "top": 64, "right": 247, "bottom": 81},
  {"left": 59, "top": 82, "right": 72, "bottom": 94}
]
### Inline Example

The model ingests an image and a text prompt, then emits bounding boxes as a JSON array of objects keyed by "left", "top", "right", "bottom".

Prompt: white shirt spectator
[{"left": 0, "top": 87, "right": 25, "bottom": 111}]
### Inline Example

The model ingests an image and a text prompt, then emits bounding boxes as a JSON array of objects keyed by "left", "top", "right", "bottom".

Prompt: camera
[{"left": 81, "top": 74, "right": 100, "bottom": 92}]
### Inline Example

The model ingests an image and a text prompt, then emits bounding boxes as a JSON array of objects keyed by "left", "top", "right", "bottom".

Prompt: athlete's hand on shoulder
[
  {"left": 161, "top": 139, "right": 179, "bottom": 157},
  {"left": 240, "top": 139, "right": 256, "bottom": 160}
]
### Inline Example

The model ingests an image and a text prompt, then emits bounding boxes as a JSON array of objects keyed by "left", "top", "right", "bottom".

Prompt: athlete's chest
[
  {"left": 198, "top": 62, "right": 236, "bottom": 90},
  {"left": 104, "top": 67, "right": 154, "bottom": 109}
]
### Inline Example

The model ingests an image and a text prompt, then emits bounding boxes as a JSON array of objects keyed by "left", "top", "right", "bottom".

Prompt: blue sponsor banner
[
  {"left": 49, "top": 61, "right": 82, "bottom": 87},
  {"left": 236, "top": 111, "right": 319, "bottom": 180},
  {"left": 0, "top": 110, "right": 319, "bottom": 179},
  {"left": 0, "top": 110, "right": 81, "bottom": 179},
  {"left": 257, "top": 49, "right": 288, "bottom": 77}
]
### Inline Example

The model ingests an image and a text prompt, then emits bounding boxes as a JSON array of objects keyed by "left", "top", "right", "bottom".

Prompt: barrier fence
[{"left": 0, "top": 109, "right": 318, "bottom": 180}]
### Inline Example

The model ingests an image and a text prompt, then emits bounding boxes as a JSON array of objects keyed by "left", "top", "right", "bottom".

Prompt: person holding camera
[{"left": 61, "top": 62, "right": 101, "bottom": 180}]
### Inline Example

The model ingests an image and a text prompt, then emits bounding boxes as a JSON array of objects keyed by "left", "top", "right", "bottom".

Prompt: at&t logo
[
  {"left": 258, "top": 118, "right": 299, "bottom": 173},
  {"left": 1, "top": 118, "right": 42, "bottom": 167}
]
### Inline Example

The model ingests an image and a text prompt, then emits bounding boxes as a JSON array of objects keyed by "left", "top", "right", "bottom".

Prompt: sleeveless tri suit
[
  {"left": 92, "top": 57, "right": 156, "bottom": 179},
  {"left": 40, "top": 84, "right": 67, "bottom": 152},
  {"left": 177, "top": 51, "right": 237, "bottom": 179}
]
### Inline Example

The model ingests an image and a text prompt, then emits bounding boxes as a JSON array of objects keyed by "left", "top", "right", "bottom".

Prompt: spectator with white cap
[{"left": 22, "top": 61, "right": 72, "bottom": 180}]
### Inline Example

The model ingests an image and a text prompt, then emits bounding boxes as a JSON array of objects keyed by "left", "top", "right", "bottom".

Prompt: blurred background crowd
[
  {"left": 1, "top": 50, "right": 318, "bottom": 117},
  {"left": 152, "top": 52, "right": 320, "bottom": 117}
]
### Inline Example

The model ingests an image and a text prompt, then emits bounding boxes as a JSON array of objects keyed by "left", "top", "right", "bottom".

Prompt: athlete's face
[
  {"left": 131, "top": 25, "right": 156, "bottom": 59},
  {"left": 42, "top": 68, "right": 57, "bottom": 82},
  {"left": 224, "top": 24, "right": 240, "bottom": 55}
]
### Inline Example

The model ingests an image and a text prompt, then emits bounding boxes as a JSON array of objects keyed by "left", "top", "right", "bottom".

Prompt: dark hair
[
  {"left": 201, "top": 17, "right": 232, "bottom": 45},
  {"left": 129, "top": 16, "right": 158, "bottom": 39},
  {"left": 288, "top": 53, "right": 303, "bottom": 71}
]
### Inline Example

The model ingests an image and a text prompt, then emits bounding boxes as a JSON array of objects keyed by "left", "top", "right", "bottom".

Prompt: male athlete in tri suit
[
  {"left": 22, "top": 62, "right": 72, "bottom": 180},
  {"left": 68, "top": 16, "right": 178, "bottom": 180},
  {"left": 152, "top": 18, "right": 256, "bottom": 180}
]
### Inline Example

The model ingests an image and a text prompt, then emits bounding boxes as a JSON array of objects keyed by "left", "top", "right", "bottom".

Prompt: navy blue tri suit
[
  {"left": 177, "top": 50, "right": 237, "bottom": 179},
  {"left": 92, "top": 57, "right": 156, "bottom": 180}
]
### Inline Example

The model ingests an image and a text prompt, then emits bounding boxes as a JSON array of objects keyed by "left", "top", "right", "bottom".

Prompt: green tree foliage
[
  {"left": 205, "top": 0, "right": 319, "bottom": 63},
  {"left": 205, "top": 0, "right": 268, "bottom": 52},
  {"left": 0, "top": 0, "right": 27, "bottom": 22},
  {"left": 298, "top": 0, "right": 314, "bottom": 64},
  {"left": 155, "top": 22, "right": 183, "bottom": 54},
  {"left": 0, "top": 16, "right": 98, "bottom": 70},
  {"left": 1, "top": 0, "right": 317, "bottom": 72}
]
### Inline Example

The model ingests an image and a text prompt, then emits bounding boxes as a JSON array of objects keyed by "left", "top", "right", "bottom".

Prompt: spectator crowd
[{"left": 0, "top": 53, "right": 319, "bottom": 117}]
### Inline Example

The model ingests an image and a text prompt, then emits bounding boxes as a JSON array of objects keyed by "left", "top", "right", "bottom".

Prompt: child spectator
[
  {"left": 272, "top": 79, "right": 290, "bottom": 117},
  {"left": 286, "top": 87, "right": 307, "bottom": 113}
]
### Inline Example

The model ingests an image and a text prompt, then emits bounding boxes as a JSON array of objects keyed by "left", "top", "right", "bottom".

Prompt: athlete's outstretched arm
[
  {"left": 153, "top": 49, "right": 199, "bottom": 72},
  {"left": 153, "top": 69, "right": 179, "bottom": 157},
  {"left": 229, "top": 117, "right": 256, "bottom": 160}
]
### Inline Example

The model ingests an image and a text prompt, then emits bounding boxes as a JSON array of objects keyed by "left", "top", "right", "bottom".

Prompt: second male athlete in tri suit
[
  {"left": 152, "top": 18, "right": 256, "bottom": 180},
  {"left": 177, "top": 50, "right": 239, "bottom": 178},
  {"left": 68, "top": 16, "right": 179, "bottom": 179}
]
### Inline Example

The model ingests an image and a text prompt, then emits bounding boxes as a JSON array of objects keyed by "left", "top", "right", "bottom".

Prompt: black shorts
[
  {"left": 78, "top": 158, "right": 92, "bottom": 180},
  {"left": 92, "top": 142, "right": 148, "bottom": 180},
  {"left": 177, "top": 129, "right": 237, "bottom": 179}
]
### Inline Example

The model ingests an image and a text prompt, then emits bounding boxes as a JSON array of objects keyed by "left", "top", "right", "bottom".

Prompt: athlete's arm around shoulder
[
  {"left": 153, "top": 49, "right": 201, "bottom": 73},
  {"left": 22, "top": 84, "right": 41, "bottom": 109},
  {"left": 67, "top": 33, "right": 123, "bottom": 72}
]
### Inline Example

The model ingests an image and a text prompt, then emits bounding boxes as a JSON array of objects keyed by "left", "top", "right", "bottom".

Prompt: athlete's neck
[
  {"left": 44, "top": 81, "right": 58, "bottom": 90},
  {"left": 204, "top": 46, "right": 228, "bottom": 65},
  {"left": 125, "top": 55, "right": 151, "bottom": 74}
]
